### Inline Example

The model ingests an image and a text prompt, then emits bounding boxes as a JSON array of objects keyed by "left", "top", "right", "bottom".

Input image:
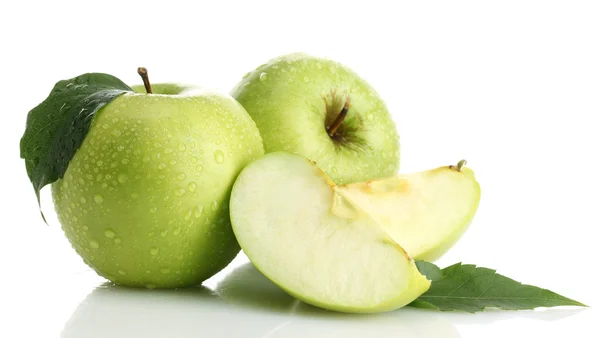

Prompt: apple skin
[
  {"left": 52, "top": 85, "right": 264, "bottom": 288},
  {"left": 232, "top": 53, "right": 399, "bottom": 185}
]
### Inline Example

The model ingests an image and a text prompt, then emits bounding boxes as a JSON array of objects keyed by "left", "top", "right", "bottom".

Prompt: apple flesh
[
  {"left": 230, "top": 152, "right": 430, "bottom": 313},
  {"left": 232, "top": 53, "right": 400, "bottom": 185},
  {"left": 340, "top": 161, "right": 481, "bottom": 261},
  {"left": 52, "top": 84, "right": 264, "bottom": 288}
]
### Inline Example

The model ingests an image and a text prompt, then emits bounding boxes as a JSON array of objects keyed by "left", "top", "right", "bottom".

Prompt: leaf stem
[
  {"left": 450, "top": 159, "right": 467, "bottom": 171},
  {"left": 327, "top": 98, "right": 351, "bottom": 137},
  {"left": 137, "top": 67, "right": 153, "bottom": 94}
]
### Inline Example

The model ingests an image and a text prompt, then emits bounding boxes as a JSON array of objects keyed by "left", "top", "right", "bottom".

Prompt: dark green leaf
[
  {"left": 409, "top": 262, "right": 586, "bottom": 313},
  {"left": 20, "top": 73, "right": 132, "bottom": 220},
  {"left": 415, "top": 260, "right": 443, "bottom": 281}
]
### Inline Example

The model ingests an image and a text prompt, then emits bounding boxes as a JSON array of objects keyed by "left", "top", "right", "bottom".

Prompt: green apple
[
  {"left": 229, "top": 152, "right": 430, "bottom": 313},
  {"left": 51, "top": 80, "right": 264, "bottom": 288},
  {"left": 339, "top": 160, "right": 481, "bottom": 261},
  {"left": 232, "top": 53, "right": 399, "bottom": 185}
]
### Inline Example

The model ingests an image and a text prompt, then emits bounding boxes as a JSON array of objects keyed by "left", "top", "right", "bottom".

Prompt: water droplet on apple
[
  {"left": 160, "top": 267, "right": 171, "bottom": 274},
  {"left": 80, "top": 197, "right": 87, "bottom": 204},
  {"left": 242, "top": 72, "right": 251, "bottom": 78},
  {"left": 158, "top": 163, "right": 167, "bottom": 170},
  {"left": 303, "top": 76, "right": 310, "bottom": 83},
  {"left": 366, "top": 113, "right": 374, "bottom": 121},
  {"left": 150, "top": 247, "right": 159, "bottom": 256},
  {"left": 177, "top": 172, "right": 187, "bottom": 181},
  {"left": 194, "top": 205, "right": 204, "bottom": 218},
  {"left": 174, "top": 188, "right": 186, "bottom": 197},
  {"left": 117, "top": 173, "right": 128, "bottom": 183},
  {"left": 96, "top": 160, "right": 104, "bottom": 167},
  {"left": 114, "top": 237, "right": 122, "bottom": 244},
  {"left": 259, "top": 72, "right": 268, "bottom": 82},
  {"left": 195, "top": 164, "right": 204, "bottom": 173},
  {"left": 149, "top": 207, "right": 158, "bottom": 213},
  {"left": 214, "top": 150, "right": 224, "bottom": 164},
  {"left": 118, "top": 269, "right": 127, "bottom": 275},
  {"left": 187, "top": 182, "right": 198, "bottom": 192},
  {"left": 211, "top": 200, "right": 218, "bottom": 211},
  {"left": 83, "top": 225, "right": 89, "bottom": 231},
  {"left": 190, "top": 156, "right": 198, "bottom": 163},
  {"left": 160, "top": 230, "right": 168, "bottom": 237},
  {"left": 173, "top": 227, "right": 181, "bottom": 236},
  {"left": 103, "top": 229, "right": 115, "bottom": 238},
  {"left": 178, "top": 143, "right": 187, "bottom": 152},
  {"left": 89, "top": 240, "right": 99, "bottom": 249},
  {"left": 184, "top": 210, "right": 192, "bottom": 220}
]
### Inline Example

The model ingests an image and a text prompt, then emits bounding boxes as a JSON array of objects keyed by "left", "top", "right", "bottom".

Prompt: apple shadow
[
  {"left": 61, "top": 283, "right": 296, "bottom": 338},
  {"left": 214, "top": 262, "right": 463, "bottom": 337},
  {"left": 62, "top": 264, "right": 463, "bottom": 338}
]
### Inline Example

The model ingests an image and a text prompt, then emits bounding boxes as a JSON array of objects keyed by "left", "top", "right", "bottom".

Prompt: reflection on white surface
[{"left": 62, "top": 263, "right": 461, "bottom": 338}]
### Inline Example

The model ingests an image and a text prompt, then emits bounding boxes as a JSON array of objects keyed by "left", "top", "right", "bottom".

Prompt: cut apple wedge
[
  {"left": 339, "top": 160, "right": 481, "bottom": 261},
  {"left": 229, "top": 152, "right": 431, "bottom": 313}
]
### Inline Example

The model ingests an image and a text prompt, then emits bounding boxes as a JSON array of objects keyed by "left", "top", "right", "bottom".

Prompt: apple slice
[
  {"left": 230, "top": 152, "right": 430, "bottom": 313},
  {"left": 339, "top": 160, "right": 481, "bottom": 262}
]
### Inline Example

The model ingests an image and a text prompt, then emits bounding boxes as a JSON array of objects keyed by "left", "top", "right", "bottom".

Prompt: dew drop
[
  {"left": 117, "top": 173, "right": 128, "bottom": 183},
  {"left": 194, "top": 205, "right": 204, "bottom": 218},
  {"left": 176, "top": 172, "right": 187, "bottom": 181},
  {"left": 160, "top": 230, "right": 168, "bottom": 237},
  {"left": 150, "top": 248, "right": 159, "bottom": 256},
  {"left": 158, "top": 163, "right": 167, "bottom": 170},
  {"left": 195, "top": 164, "right": 204, "bottom": 172},
  {"left": 259, "top": 72, "right": 268, "bottom": 81},
  {"left": 366, "top": 113, "right": 374, "bottom": 121},
  {"left": 303, "top": 76, "right": 310, "bottom": 83},
  {"left": 188, "top": 182, "right": 197, "bottom": 192},
  {"left": 118, "top": 269, "right": 127, "bottom": 275},
  {"left": 190, "top": 156, "right": 198, "bottom": 163},
  {"left": 80, "top": 197, "right": 87, "bottom": 204},
  {"left": 178, "top": 143, "right": 187, "bottom": 152},
  {"left": 149, "top": 207, "right": 158, "bottom": 213},
  {"left": 211, "top": 200, "right": 218, "bottom": 211},
  {"left": 173, "top": 227, "right": 181, "bottom": 236},
  {"left": 160, "top": 268, "right": 171, "bottom": 274},
  {"left": 104, "top": 229, "right": 116, "bottom": 238},
  {"left": 89, "top": 240, "right": 100, "bottom": 249},
  {"left": 214, "top": 150, "right": 224, "bottom": 164},
  {"left": 174, "top": 188, "right": 186, "bottom": 197},
  {"left": 114, "top": 237, "right": 122, "bottom": 244}
]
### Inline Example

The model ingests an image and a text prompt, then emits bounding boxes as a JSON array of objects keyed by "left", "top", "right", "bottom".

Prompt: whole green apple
[
  {"left": 232, "top": 53, "right": 400, "bottom": 185},
  {"left": 51, "top": 77, "right": 264, "bottom": 288}
]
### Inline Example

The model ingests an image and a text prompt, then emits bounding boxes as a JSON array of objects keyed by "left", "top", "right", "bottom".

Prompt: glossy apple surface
[
  {"left": 52, "top": 84, "right": 264, "bottom": 288},
  {"left": 232, "top": 53, "right": 399, "bottom": 185}
]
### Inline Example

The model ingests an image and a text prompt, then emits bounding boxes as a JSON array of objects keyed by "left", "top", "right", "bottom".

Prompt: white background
[{"left": 1, "top": 1, "right": 599, "bottom": 337}]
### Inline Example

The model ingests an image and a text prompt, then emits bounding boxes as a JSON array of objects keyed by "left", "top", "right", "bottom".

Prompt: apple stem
[
  {"left": 137, "top": 67, "right": 153, "bottom": 94},
  {"left": 327, "top": 99, "right": 351, "bottom": 137},
  {"left": 451, "top": 159, "right": 467, "bottom": 171}
]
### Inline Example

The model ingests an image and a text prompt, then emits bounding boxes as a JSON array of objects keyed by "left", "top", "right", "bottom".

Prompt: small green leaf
[
  {"left": 415, "top": 260, "right": 443, "bottom": 282},
  {"left": 20, "top": 73, "right": 132, "bottom": 220},
  {"left": 410, "top": 262, "right": 586, "bottom": 313}
]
